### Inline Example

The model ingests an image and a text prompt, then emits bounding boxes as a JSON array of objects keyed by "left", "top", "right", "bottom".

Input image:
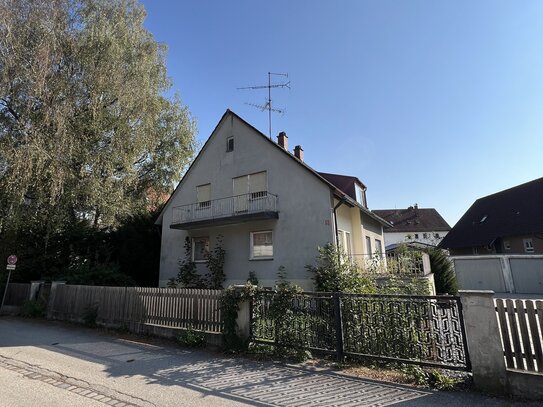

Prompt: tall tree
[{"left": 0, "top": 0, "right": 196, "bottom": 249}]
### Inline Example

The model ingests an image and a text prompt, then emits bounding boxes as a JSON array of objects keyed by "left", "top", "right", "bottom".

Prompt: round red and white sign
[{"left": 7, "top": 255, "right": 17, "bottom": 265}]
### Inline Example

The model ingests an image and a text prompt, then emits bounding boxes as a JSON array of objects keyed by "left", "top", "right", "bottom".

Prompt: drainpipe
[{"left": 333, "top": 196, "right": 347, "bottom": 247}]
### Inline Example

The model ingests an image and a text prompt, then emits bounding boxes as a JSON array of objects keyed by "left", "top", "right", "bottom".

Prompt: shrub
[
  {"left": 82, "top": 304, "right": 99, "bottom": 327},
  {"left": 426, "top": 248, "right": 458, "bottom": 295},
  {"left": 177, "top": 328, "right": 206, "bottom": 348},
  {"left": 19, "top": 299, "right": 47, "bottom": 318}
]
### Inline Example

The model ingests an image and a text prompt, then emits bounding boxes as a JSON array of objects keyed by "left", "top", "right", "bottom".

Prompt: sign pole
[
  {"left": 0, "top": 269, "right": 12, "bottom": 314},
  {"left": 1, "top": 255, "right": 17, "bottom": 314}
]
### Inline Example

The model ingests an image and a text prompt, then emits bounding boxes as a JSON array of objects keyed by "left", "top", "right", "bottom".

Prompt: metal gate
[{"left": 251, "top": 291, "right": 471, "bottom": 371}]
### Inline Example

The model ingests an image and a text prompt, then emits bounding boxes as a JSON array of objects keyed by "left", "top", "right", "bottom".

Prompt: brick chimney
[
  {"left": 294, "top": 145, "right": 304, "bottom": 161},
  {"left": 277, "top": 131, "right": 288, "bottom": 150}
]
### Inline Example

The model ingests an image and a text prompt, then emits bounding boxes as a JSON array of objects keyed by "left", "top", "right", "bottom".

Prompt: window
[
  {"left": 197, "top": 184, "right": 211, "bottom": 208},
  {"left": 423, "top": 233, "right": 428, "bottom": 239},
  {"left": 504, "top": 240, "right": 511, "bottom": 250},
  {"left": 524, "top": 238, "right": 534, "bottom": 253},
  {"left": 355, "top": 185, "right": 366, "bottom": 207},
  {"left": 337, "top": 230, "right": 352, "bottom": 257},
  {"left": 414, "top": 233, "right": 419, "bottom": 239},
  {"left": 192, "top": 237, "right": 209, "bottom": 262},
  {"left": 233, "top": 171, "right": 267, "bottom": 200},
  {"left": 365, "top": 236, "right": 371, "bottom": 255},
  {"left": 375, "top": 239, "right": 382, "bottom": 254},
  {"left": 434, "top": 233, "right": 440, "bottom": 239},
  {"left": 226, "top": 137, "right": 234, "bottom": 152},
  {"left": 250, "top": 231, "right": 273, "bottom": 259}
]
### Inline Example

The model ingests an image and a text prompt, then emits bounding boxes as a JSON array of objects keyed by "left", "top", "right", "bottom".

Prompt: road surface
[{"left": 0, "top": 318, "right": 538, "bottom": 406}]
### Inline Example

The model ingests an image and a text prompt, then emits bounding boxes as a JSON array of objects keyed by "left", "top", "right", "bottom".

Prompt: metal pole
[
  {"left": 268, "top": 72, "right": 272, "bottom": 139},
  {"left": 0, "top": 269, "right": 12, "bottom": 314}
]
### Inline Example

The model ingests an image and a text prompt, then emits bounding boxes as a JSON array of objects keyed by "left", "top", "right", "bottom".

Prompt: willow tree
[{"left": 0, "top": 0, "right": 196, "bottom": 238}]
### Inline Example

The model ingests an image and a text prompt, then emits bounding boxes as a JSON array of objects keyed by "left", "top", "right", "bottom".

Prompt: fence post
[
  {"left": 29, "top": 281, "right": 44, "bottom": 301},
  {"left": 333, "top": 292, "right": 344, "bottom": 360},
  {"left": 46, "top": 281, "right": 66, "bottom": 319},
  {"left": 459, "top": 290, "right": 506, "bottom": 395},
  {"left": 234, "top": 286, "right": 251, "bottom": 341}
]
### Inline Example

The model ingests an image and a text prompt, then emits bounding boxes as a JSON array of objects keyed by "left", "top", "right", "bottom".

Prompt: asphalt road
[{"left": 0, "top": 318, "right": 539, "bottom": 407}]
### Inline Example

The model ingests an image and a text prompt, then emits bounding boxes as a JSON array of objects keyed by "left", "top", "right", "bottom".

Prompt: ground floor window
[
  {"left": 192, "top": 236, "right": 210, "bottom": 262},
  {"left": 250, "top": 231, "right": 273, "bottom": 259}
]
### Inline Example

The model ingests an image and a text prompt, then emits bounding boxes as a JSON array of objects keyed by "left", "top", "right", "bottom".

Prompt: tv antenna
[{"left": 238, "top": 72, "right": 290, "bottom": 139}]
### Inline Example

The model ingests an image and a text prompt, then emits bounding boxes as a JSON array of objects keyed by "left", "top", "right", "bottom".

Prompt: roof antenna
[{"left": 238, "top": 72, "right": 290, "bottom": 139}]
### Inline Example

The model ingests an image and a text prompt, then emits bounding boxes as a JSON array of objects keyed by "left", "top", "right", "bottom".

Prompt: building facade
[{"left": 155, "top": 110, "right": 389, "bottom": 289}]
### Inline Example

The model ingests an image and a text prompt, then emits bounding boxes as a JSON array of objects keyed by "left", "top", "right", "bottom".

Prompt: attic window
[
  {"left": 226, "top": 137, "right": 234, "bottom": 152},
  {"left": 480, "top": 215, "right": 488, "bottom": 223}
]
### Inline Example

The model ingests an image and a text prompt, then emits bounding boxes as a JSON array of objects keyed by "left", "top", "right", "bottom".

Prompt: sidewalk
[{"left": 0, "top": 317, "right": 538, "bottom": 406}]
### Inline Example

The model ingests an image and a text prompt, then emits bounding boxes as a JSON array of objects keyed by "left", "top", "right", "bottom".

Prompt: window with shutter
[{"left": 197, "top": 184, "right": 211, "bottom": 208}]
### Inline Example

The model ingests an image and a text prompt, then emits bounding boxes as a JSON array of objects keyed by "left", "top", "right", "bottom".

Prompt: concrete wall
[
  {"left": 451, "top": 255, "right": 543, "bottom": 294},
  {"left": 159, "top": 113, "right": 335, "bottom": 290},
  {"left": 460, "top": 291, "right": 543, "bottom": 400}
]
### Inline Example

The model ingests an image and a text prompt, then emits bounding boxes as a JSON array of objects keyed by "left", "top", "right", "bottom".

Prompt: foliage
[
  {"left": 307, "top": 244, "right": 377, "bottom": 293},
  {"left": 170, "top": 237, "right": 204, "bottom": 288},
  {"left": 177, "top": 328, "right": 206, "bottom": 348},
  {"left": 426, "top": 248, "right": 458, "bottom": 295},
  {"left": 170, "top": 235, "right": 227, "bottom": 289},
  {"left": 307, "top": 243, "right": 431, "bottom": 295},
  {"left": 247, "top": 271, "right": 259, "bottom": 285},
  {"left": 205, "top": 234, "right": 226, "bottom": 289},
  {"left": 220, "top": 282, "right": 258, "bottom": 351},
  {"left": 19, "top": 299, "right": 47, "bottom": 318},
  {"left": 427, "top": 369, "right": 460, "bottom": 390},
  {"left": 82, "top": 304, "right": 99, "bottom": 327},
  {"left": 0, "top": 0, "right": 196, "bottom": 280},
  {"left": 60, "top": 260, "right": 136, "bottom": 286},
  {"left": 400, "top": 364, "right": 428, "bottom": 386}
]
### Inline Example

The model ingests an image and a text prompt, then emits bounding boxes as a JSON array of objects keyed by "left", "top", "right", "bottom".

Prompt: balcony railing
[
  {"left": 172, "top": 191, "right": 278, "bottom": 226},
  {"left": 348, "top": 251, "right": 430, "bottom": 276}
]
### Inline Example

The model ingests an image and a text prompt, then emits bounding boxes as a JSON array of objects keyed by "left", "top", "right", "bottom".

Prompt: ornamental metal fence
[{"left": 251, "top": 290, "right": 471, "bottom": 371}]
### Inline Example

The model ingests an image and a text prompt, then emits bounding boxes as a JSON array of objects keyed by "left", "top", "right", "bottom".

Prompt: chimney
[
  {"left": 294, "top": 145, "right": 304, "bottom": 161},
  {"left": 277, "top": 131, "right": 288, "bottom": 150}
]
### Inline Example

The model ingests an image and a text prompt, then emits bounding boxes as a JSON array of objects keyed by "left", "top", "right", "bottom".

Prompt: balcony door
[
  {"left": 233, "top": 171, "right": 267, "bottom": 213},
  {"left": 233, "top": 175, "right": 249, "bottom": 212}
]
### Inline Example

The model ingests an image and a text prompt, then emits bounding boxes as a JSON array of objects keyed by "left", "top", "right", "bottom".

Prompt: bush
[
  {"left": 61, "top": 261, "right": 136, "bottom": 287},
  {"left": 82, "top": 304, "right": 99, "bottom": 327},
  {"left": 177, "top": 328, "right": 206, "bottom": 348},
  {"left": 306, "top": 244, "right": 376, "bottom": 293},
  {"left": 427, "top": 248, "right": 458, "bottom": 295},
  {"left": 19, "top": 299, "right": 47, "bottom": 318}
]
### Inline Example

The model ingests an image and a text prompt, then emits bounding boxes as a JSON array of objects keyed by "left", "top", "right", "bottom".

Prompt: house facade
[
  {"left": 373, "top": 206, "right": 451, "bottom": 248},
  {"left": 440, "top": 177, "right": 543, "bottom": 255},
  {"left": 155, "top": 110, "right": 389, "bottom": 289}
]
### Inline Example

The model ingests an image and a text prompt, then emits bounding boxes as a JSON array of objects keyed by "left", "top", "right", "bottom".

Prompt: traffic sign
[
  {"left": 7, "top": 255, "right": 17, "bottom": 265},
  {"left": 6, "top": 264, "right": 15, "bottom": 270}
]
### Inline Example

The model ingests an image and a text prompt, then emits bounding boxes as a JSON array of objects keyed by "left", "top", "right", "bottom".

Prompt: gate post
[
  {"left": 234, "top": 286, "right": 251, "bottom": 341},
  {"left": 459, "top": 290, "right": 506, "bottom": 395},
  {"left": 333, "top": 292, "right": 344, "bottom": 360}
]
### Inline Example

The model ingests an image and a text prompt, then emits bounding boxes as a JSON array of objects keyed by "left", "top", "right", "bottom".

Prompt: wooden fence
[
  {"left": 2, "top": 283, "right": 30, "bottom": 306},
  {"left": 495, "top": 298, "right": 543, "bottom": 372},
  {"left": 49, "top": 285, "right": 224, "bottom": 333}
]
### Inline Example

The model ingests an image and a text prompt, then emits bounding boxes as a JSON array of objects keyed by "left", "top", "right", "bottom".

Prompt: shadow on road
[{"left": 0, "top": 318, "right": 519, "bottom": 407}]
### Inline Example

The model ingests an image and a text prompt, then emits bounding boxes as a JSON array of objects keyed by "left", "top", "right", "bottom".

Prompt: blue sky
[{"left": 141, "top": 0, "right": 543, "bottom": 226}]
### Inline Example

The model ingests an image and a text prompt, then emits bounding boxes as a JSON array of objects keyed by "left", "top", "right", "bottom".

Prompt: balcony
[{"left": 171, "top": 192, "right": 279, "bottom": 230}]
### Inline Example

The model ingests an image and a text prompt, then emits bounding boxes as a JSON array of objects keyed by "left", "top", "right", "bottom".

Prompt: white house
[
  {"left": 373, "top": 206, "right": 451, "bottom": 249},
  {"left": 155, "top": 110, "right": 390, "bottom": 289}
]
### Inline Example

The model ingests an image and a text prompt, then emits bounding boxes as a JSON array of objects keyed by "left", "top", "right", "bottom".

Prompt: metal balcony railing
[
  {"left": 172, "top": 191, "right": 278, "bottom": 225},
  {"left": 348, "top": 251, "right": 429, "bottom": 276}
]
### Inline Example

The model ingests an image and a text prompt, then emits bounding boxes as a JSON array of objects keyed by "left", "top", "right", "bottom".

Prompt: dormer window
[
  {"left": 226, "top": 137, "right": 234, "bottom": 152},
  {"left": 355, "top": 184, "right": 366, "bottom": 207}
]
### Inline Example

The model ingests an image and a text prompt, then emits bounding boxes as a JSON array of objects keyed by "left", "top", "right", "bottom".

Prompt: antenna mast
[{"left": 238, "top": 72, "right": 290, "bottom": 139}]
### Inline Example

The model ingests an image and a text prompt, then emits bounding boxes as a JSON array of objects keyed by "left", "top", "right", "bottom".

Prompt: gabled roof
[
  {"left": 318, "top": 172, "right": 366, "bottom": 202},
  {"left": 373, "top": 207, "right": 451, "bottom": 232},
  {"left": 155, "top": 109, "right": 390, "bottom": 227},
  {"left": 439, "top": 177, "right": 543, "bottom": 249}
]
